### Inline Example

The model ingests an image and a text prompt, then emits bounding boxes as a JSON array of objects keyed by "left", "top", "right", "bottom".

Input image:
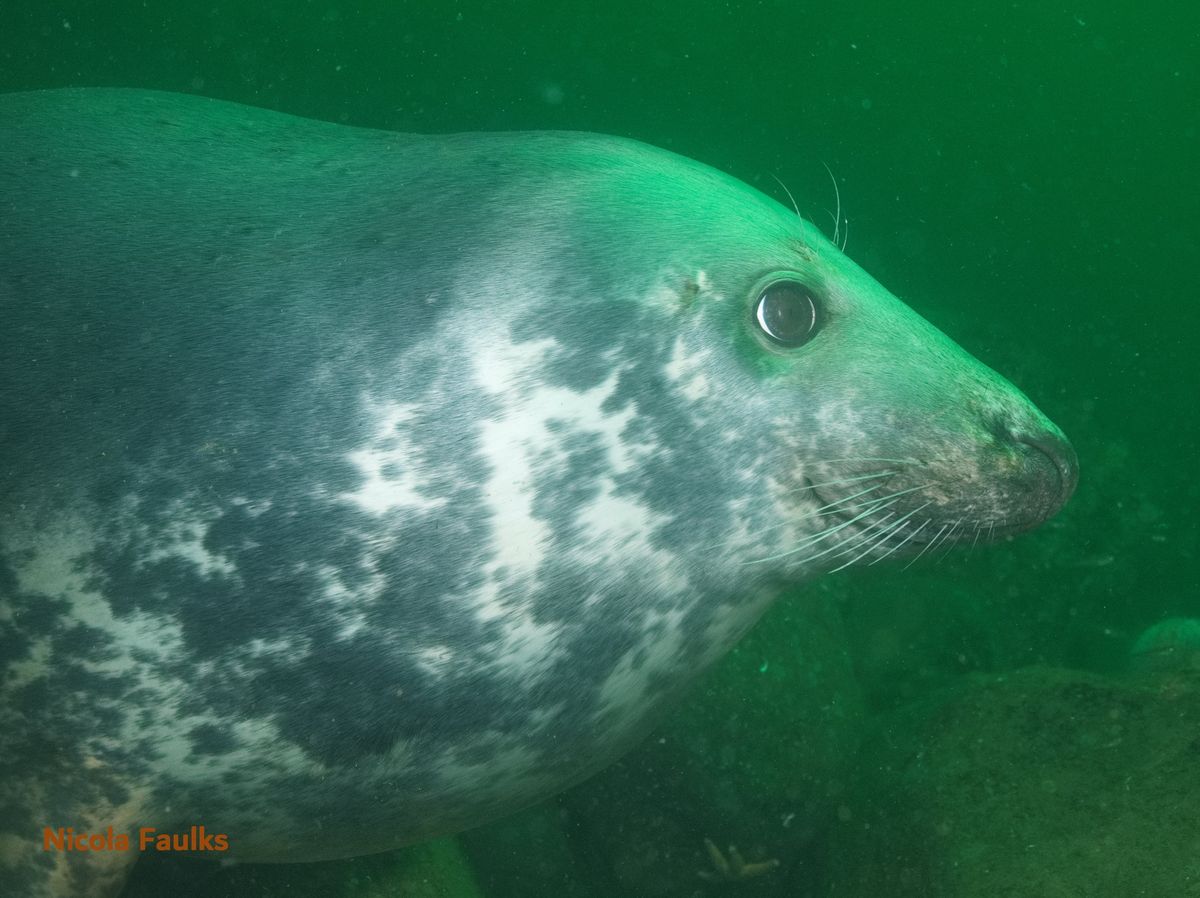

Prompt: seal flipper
[{"left": 0, "top": 764, "right": 146, "bottom": 897}]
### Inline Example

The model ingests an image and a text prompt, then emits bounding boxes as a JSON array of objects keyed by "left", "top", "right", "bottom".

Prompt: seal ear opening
[{"left": 753, "top": 280, "right": 820, "bottom": 347}]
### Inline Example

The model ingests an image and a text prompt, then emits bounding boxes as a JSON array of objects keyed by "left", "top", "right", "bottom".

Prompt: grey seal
[{"left": 0, "top": 88, "right": 1076, "bottom": 897}]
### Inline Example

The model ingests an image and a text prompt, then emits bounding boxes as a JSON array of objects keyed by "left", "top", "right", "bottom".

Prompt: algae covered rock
[
  {"left": 822, "top": 666, "right": 1200, "bottom": 897},
  {"left": 1129, "top": 617, "right": 1200, "bottom": 673}
]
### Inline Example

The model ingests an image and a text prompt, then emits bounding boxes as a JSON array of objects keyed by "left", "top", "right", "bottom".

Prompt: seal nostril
[{"left": 1014, "top": 430, "right": 1080, "bottom": 504}]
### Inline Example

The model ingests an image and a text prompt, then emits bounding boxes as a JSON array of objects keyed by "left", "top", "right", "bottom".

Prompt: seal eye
[{"left": 755, "top": 281, "right": 819, "bottom": 347}]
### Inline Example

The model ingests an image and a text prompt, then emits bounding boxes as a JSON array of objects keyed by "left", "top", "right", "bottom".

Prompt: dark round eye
[{"left": 754, "top": 281, "right": 819, "bottom": 347}]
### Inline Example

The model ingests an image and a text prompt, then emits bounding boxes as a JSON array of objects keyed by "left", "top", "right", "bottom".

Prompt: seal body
[{"left": 0, "top": 89, "right": 1076, "bottom": 896}]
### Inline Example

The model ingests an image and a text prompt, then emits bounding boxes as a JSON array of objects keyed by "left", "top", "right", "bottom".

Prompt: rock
[
  {"left": 822, "top": 666, "right": 1200, "bottom": 897},
  {"left": 1129, "top": 617, "right": 1200, "bottom": 673}
]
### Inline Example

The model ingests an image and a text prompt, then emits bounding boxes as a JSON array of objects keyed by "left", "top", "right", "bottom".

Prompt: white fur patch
[{"left": 340, "top": 400, "right": 449, "bottom": 515}]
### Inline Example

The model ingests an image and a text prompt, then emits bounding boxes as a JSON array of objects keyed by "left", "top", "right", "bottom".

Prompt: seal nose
[{"left": 1012, "top": 428, "right": 1079, "bottom": 507}]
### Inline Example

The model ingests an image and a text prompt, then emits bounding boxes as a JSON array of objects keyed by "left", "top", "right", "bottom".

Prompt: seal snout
[{"left": 1009, "top": 426, "right": 1080, "bottom": 510}]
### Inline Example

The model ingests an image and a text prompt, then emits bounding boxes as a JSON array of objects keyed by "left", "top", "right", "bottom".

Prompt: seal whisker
[
  {"left": 920, "top": 519, "right": 953, "bottom": 556},
  {"left": 784, "top": 470, "right": 897, "bottom": 495},
  {"left": 969, "top": 523, "right": 983, "bottom": 555},
  {"left": 903, "top": 522, "right": 950, "bottom": 570},
  {"left": 921, "top": 519, "right": 955, "bottom": 562},
  {"left": 701, "top": 476, "right": 896, "bottom": 551},
  {"left": 770, "top": 172, "right": 803, "bottom": 221},
  {"left": 873, "top": 500, "right": 934, "bottom": 535},
  {"left": 770, "top": 497, "right": 911, "bottom": 569},
  {"left": 869, "top": 516, "right": 934, "bottom": 565},
  {"left": 825, "top": 511, "right": 898, "bottom": 558},
  {"left": 800, "top": 481, "right": 906, "bottom": 521},
  {"left": 746, "top": 517, "right": 883, "bottom": 568},
  {"left": 701, "top": 478, "right": 896, "bottom": 553},
  {"left": 741, "top": 495, "right": 906, "bottom": 566},
  {"left": 828, "top": 514, "right": 909, "bottom": 572},
  {"left": 833, "top": 515, "right": 910, "bottom": 571},
  {"left": 821, "top": 161, "right": 842, "bottom": 249},
  {"left": 855, "top": 500, "right": 934, "bottom": 562},
  {"left": 934, "top": 519, "right": 964, "bottom": 562},
  {"left": 823, "top": 482, "right": 933, "bottom": 513}
]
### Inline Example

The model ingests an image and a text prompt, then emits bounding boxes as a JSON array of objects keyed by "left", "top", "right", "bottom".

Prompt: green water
[{"left": 3, "top": 1, "right": 1197, "bottom": 895}]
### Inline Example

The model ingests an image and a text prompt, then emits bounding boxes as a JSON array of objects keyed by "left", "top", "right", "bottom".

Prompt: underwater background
[{"left": 2, "top": 0, "right": 1197, "bottom": 895}]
